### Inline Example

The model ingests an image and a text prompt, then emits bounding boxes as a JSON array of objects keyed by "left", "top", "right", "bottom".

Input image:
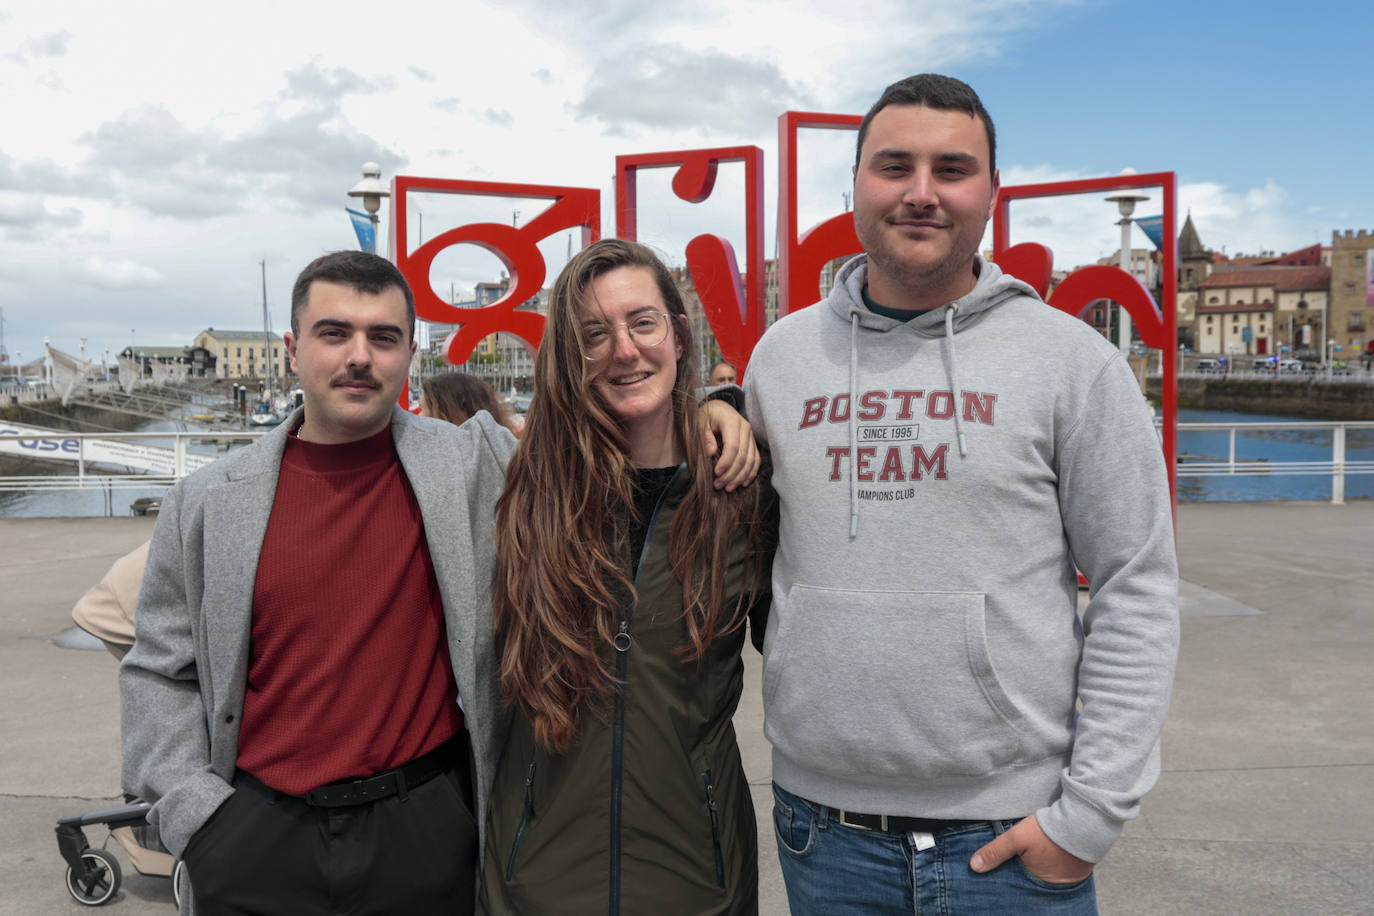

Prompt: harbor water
[
  {"left": 1175, "top": 407, "right": 1374, "bottom": 502},
  {"left": 3, "top": 407, "right": 1372, "bottom": 518}
]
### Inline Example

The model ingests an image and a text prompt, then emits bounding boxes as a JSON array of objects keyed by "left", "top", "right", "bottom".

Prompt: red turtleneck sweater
[{"left": 235, "top": 424, "right": 463, "bottom": 794}]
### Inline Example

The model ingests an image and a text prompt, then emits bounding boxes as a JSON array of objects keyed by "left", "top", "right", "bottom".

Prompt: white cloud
[
  {"left": 0, "top": 190, "right": 84, "bottom": 237},
  {"left": 574, "top": 44, "right": 814, "bottom": 136},
  {"left": 1180, "top": 179, "right": 1314, "bottom": 258},
  {"left": 77, "top": 257, "right": 165, "bottom": 290},
  {"left": 5, "top": 28, "right": 72, "bottom": 61},
  {"left": 0, "top": 0, "right": 1355, "bottom": 366},
  {"left": 995, "top": 167, "right": 1322, "bottom": 270}
]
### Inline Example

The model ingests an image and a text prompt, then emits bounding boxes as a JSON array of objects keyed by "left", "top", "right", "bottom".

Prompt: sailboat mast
[{"left": 260, "top": 259, "right": 272, "bottom": 400}]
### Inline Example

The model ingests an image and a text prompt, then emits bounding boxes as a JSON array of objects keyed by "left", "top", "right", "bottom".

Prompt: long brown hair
[
  {"left": 494, "top": 238, "right": 768, "bottom": 751},
  {"left": 421, "top": 371, "right": 515, "bottom": 430}
]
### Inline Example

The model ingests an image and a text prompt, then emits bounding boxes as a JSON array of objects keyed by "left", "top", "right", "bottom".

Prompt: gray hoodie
[{"left": 743, "top": 254, "right": 1179, "bottom": 863}]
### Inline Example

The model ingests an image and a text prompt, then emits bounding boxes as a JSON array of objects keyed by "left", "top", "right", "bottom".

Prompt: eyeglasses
[{"left": 581, "top": 311, "right": 672, "bottom": 360}]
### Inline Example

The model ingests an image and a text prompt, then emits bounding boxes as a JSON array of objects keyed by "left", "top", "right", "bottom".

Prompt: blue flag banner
[
  {"left": 1134, "top": 214, "right": 1164, "bottom": 251},
  {"left": 347, "top": 207, "right": 376, "bottom": 254}
]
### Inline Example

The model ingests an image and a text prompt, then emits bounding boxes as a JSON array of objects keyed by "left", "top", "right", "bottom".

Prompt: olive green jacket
[{"left": 479, "top": 469, "right": 772, "bottom": 916}]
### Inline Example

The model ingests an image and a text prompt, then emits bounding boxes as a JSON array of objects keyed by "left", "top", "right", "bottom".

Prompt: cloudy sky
[{"left": 1, "top": 0, "right": 1368, "bottom": 367}]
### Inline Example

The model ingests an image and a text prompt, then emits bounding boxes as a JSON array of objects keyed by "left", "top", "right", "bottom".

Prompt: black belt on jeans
[
  {"left": 298, "top": 735, "right": 460, "bottom": 808},
  {"left": 837, "top": 810, "right": 982, "bottom": 834}
]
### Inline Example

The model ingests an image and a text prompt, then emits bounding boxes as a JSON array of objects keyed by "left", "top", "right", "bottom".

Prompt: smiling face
[
  {"left": 284, "top": 279, "right": 415, "bottom": 444},
  {"left": 852, "top": 103, "right": 999, "bottom": 311},
  {"left": 581, "top": 266, "right": 683, "bottom": 464}
]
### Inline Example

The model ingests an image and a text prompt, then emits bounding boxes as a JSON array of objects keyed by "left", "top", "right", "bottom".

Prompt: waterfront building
[
  {"left": 1329, "top": 230, "right": 1373, "bottom": 362},
  {"left": 441, "top": 277, "right": 547, "bottom": 392},
  {"left": 193, "top": 328, "right": 286, "bottom": 381},
  {"left": 1195, "top": 264, "right": 1329, "bottom": 357},
  {"left": 667, "top": 266, "right": 717, "bottom": 380}
]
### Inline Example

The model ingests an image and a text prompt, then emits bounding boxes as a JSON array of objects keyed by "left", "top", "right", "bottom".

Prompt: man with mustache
[
  {"left": 119, "top": 250, "right": 760, "bottom": 914},
  {"left": 121, "top": 250, "right": 505, "bottom": 915}
]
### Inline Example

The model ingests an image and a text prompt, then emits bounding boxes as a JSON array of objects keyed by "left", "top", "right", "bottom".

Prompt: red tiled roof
[
  {"left": 1274, "top": 244, "right": 1324, "bottom": 266},
  {"left": 1199, "top": 265, "right": 1329, "bottom": 292}
]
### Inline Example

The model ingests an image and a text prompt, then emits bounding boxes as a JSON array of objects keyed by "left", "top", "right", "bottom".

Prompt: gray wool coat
[{"left": 119, "top": 405, "right": 515, "bottom": 896}]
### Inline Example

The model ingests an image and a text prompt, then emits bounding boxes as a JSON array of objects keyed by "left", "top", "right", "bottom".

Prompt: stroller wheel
[
  {"left": 65, "top": 848, "right": 122, "bottom": 906},
  {"left": 172, "top": 858, "right": 185, "bottom": 909}
]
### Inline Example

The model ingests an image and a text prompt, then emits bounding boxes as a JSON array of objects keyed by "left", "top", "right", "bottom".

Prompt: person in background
[
  {"left": 743, "top": 73, "right": 1179, "bottom": 915},
  {"left": 708, "top": 360, "right": 737, "bottom": 385},
  {"left": 479, "top": 239, "right": 775, "bottom": 916},
  {"left": 420, "top": 372, "right": 523, "bottom": 436},
  {"left": 72, "top": 541, "right": 148, "bottom": 661}
]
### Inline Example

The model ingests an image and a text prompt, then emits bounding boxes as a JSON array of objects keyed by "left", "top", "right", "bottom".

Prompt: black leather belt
[
  {"left": 299, "top": 736, "right": 459, "bottom": 808},
  {"left": 837, "top": 810, "right": 982, "bottom": 834}
]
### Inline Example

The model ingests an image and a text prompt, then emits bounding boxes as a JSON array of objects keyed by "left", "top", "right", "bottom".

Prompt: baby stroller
[
  {"left": 57, "top": 541, "right": 181, "bottom": 906},
  {"left": 55, "top": 799, "right": 183, "bottom": 907}
]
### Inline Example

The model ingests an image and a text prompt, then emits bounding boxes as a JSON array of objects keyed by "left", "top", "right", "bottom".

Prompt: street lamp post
[
  {"left": 1320, "top": 307, "right": 1327, "bottom": 371},
  {"left": 348, "top": 162, "right": 390, "bottom": 255},
  {"left": 1105, "top": 191, "right": 1150, "bottom": 357}
]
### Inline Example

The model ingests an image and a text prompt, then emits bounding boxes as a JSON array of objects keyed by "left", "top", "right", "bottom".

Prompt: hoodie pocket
[{"left": 765, "top": 586, "right": 1024, "bottom": 780}]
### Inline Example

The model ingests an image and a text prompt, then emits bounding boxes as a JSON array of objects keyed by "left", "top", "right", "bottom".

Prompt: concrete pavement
[{"left": 2, "top": 502, "right": 1371, "bottom": 914}]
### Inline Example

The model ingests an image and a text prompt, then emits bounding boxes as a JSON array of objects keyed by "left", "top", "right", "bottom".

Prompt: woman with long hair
[
  {"left": 479, "top": 239, "right": 774, "bottom": 915},
  {"left": 419, "top": 371, "right": 521, "bottom": 435}
]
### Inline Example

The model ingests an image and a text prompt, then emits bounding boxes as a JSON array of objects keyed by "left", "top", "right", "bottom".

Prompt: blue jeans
[{"left": 773, "top": 783, "right": 1097, "bottom": 916}]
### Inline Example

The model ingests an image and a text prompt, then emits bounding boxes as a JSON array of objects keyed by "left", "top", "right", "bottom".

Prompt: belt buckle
[{"left": 839, "top": 810, "right": 881, "bottom": 832}]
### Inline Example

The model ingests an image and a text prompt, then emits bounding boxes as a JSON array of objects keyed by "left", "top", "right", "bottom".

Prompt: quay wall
[
  {"left": 1, "top": 399, "right": 148, "bottom": 432},
  {"left": 1146, "top": 378, "right": 1374, "bottom": 420}
]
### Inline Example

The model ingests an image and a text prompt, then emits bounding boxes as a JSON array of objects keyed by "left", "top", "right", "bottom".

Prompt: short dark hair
[
  {"left": 855, "top": 74, "right": 996, "bottom": 175},
  {"left": 290, "top": 250, "right": 415, "bottom": 340},
  {"left": 709, "top": 360, "right": 736, "bottom": 374}
]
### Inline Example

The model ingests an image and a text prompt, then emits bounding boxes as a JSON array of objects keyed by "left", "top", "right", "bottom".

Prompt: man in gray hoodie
[{"left": 743, "top": 74, "right": 1179, "bottom": 914}]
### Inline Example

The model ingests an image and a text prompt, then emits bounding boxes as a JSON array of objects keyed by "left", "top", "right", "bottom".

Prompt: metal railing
[
  {"left": 1168, "top": 367, "right": 1374, "bottom": 383},
  {"left": 1169, "top": 420, "right": 1374, "bottom": 504},
  {"left": 4, "top": 422, "right": 1374, "bottom": 505},
  {"left": 0, "top": 429, "right": 263, "bottom": 493}
]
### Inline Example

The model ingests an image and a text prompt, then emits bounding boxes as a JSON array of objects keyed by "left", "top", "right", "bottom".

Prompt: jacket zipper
[
  {"left": 610, "top": 464, "right": 686, "bottom": 916},
  {"left": 504, "top": 762, "right": 536, "bottom": 882},
  {"left": 609, "top": 616, "right": 630, "bottom": 915},
  {"left": 701, "top": 769, "right": 726, "bottom": 889}
]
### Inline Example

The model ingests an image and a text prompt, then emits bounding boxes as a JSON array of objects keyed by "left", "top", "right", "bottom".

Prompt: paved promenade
[{"left": 2, "top": 502, "right": 1371, "bottom": 914}]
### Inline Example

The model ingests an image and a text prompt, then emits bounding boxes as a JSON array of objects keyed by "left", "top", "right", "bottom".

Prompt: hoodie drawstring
[
  {"left": 848, "top": 313, "right": 860, "bottom": 540},
  {"left": 943, "top": 304, "right": 968, "bottom": 458}
]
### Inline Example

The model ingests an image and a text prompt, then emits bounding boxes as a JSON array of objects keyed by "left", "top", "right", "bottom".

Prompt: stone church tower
[{"left": 1175, "top": 213, "right": 1214, "bottom": 349}]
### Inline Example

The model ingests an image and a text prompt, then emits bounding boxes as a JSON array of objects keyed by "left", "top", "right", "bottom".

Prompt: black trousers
[{"left": 182, "top": 740, "right": 477, "bottom": 916}]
